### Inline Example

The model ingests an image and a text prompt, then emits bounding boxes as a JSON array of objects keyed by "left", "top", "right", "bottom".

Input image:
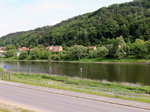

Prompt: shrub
[
  {"left": 41, "top": 75, "right": 68, "bottom": 82},
  {"left": 19, "top": 51, "right": 28, "bottom": 60},
  {"left": 88, "top": 47, "right": 109, "bottom": 58},
  {"left": 5, "top": 50, "right": 17, "bottom": 58},
  {"left": 0, "top": 67, "right": 4, "bottom": 73}
]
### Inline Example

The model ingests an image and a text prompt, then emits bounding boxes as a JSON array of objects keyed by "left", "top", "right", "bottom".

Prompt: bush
[
  {"left": 131, "top": 39, "right": 149, "bottom": 59},
  {"left": 68, "top": 45, "right": 88, "bottom": 60},
  {"left": 5, "top": 50, "right": 17, "bottom": 58},
  {"left": 19, "top": 51, "right": 28, "bottom": 60},
  {"left": 40, "top": 51, "right": 51, "bottom": 59},
  {"left": 107, "top": 36, "right": 127, "bottom": 59},
  {"left": 6, "top": 45, "right": 16, "bottom": 50},
  {"left": 50, "top": 54, "right": 61, "bottom": 60},
  {"left": 29, "top": 47, "right": 41, "bottom": 59},
  {"left": 0, "top": 67, "right": 4, "bottom": 73},
  {"left": 88, "top": 47, "right": 109, "bottom": 58}
]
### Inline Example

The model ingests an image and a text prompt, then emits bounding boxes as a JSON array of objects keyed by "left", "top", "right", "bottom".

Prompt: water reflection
[{"left": 0, "top": 61, "right": 150, "bottom": 85}]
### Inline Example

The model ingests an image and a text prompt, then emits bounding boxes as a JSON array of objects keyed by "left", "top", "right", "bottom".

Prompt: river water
[{"left": 0, "top": 61, "right": 150, "bottom": 85}]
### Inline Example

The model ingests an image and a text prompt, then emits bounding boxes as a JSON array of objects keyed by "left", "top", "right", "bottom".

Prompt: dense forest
[{"left": 0, "top": 0, "right": 150, "bottom": 47}]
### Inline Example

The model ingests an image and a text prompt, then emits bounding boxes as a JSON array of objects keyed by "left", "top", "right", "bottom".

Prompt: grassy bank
[
  {"left": 78, "top": 57, "right": 150, "bottom": 63},
  {"left": 1, "top": 56, "right": 150, "bottom": 63},
  {"left": 0, "top": 57, "right": 18, "bottom": 61},
  {"left": 1, "top": 72, "right": 150, "bottom": 103}
]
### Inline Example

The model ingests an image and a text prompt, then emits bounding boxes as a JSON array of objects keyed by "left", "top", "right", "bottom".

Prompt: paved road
[{"left": 0, "top": 83, "right": 149, "bottom": 112}]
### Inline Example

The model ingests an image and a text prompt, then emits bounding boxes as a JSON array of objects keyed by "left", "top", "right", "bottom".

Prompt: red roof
[
  {"left": 0, "top": 47, "right": 5, "bottom": 50},
  {"left": 46, "top": 46, "right": 63, "bottom": 52},
  {"left": 18, "top": 47, "right": 29, "bottom": 51},
  {"left": 89, "top": 46, "right": 96, "bottom": 48}
]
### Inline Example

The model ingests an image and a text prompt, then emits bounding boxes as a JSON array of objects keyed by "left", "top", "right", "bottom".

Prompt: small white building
[
  {"left": 89, "top": 46, "right": 97, "bottom": 50},
  {"left": 0, "top": 47, "right": 6, "bottom": 57}
]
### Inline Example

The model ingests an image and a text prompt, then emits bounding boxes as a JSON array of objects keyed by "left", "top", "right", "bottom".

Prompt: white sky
[{"left": 0, "top": 0, "right": 133, "bottom": 37}]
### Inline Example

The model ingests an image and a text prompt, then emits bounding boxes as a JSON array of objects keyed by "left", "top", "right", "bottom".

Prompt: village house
[
  {"left": 18, "top": 47, "right": 29, "bottom": 52},
  {"left": 46, "top": 46, "right": 63, "bottom": 52},
  {"left": 17, "top": 47, "right": 29, "bottom": 56},
  {"left": 0, "top": 47, "right": 6, "bottom": 57},
  {"left": 89, "top": 46, "right": 97, "bottom": 50}
]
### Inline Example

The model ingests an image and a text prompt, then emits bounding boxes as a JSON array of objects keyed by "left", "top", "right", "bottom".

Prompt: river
[{"left": 0, "top": 61, "right": 150, "bottom": 85}]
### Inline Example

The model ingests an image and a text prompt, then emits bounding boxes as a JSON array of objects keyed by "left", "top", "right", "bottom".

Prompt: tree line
[{"left": 4, "top": 37, "right": 150, "bottom": 60}]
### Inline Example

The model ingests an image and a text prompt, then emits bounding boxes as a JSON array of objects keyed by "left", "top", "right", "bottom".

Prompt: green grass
[
  {"left": 1, "top": 56, "right": 150, "bottom": 63},
  {"left": 0, "top": 104, "right": 33, "bottom": 112},
  {"left": 1, "top": 72, "right": 150, "bottom": 104},
  {"left": 0, "top": 108, "right": 11, "bottom": 112},
  {"left": 0, "top": 57, "right": 18, "bottom": 61},
  {"left": 0, "top": 108, "right": 33, "bottom": 112},
  {"left": 78, "top": 57, "right": 150, "bottom": 63}
]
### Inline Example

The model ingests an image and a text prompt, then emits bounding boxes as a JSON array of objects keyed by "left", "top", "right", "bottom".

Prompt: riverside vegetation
[
  {"left": 2, "top": 37, "right": 150, "bottom": 62},
  {"left": 0, "top": 68, "right": 150, "bottom": 104},
  {"left": 0, "top": 0, "right": 150, "bottom": 109},
  {"left": 1, "top": 0, "right": 150, "bottom": 62}
]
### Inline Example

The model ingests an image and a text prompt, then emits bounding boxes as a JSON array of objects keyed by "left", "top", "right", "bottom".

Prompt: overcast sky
[{"left": 0, "top": 0, "right": 133, "bottom": 37}]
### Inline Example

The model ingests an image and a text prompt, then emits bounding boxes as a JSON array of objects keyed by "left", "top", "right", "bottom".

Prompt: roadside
[
  {"left": 0, "top": 80, "right": 150, "bottom": 111},
  {"left": 0, "top": 101, "right": 34, "bottom": 112},
  {"left": 0, "top": 72, "right": 150, "bottom": 104}
]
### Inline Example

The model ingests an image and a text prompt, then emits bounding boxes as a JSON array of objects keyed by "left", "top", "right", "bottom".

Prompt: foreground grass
[
  {"left": 0, "top": 103, "right": 34, "bottom": 112},
  {"left": 1, "top": 72, "right": 150, "bottom": 104},
  {"left": 0, "top": 108, "right": 10, "bottom": 112}
]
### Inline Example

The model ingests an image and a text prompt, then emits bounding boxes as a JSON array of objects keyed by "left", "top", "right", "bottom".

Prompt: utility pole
[
  {"left": 49, "top": 67, "right": 52, "bottom": 75},
  {"left": 80, "top": 68, "right": 83, "bottom": 78}
]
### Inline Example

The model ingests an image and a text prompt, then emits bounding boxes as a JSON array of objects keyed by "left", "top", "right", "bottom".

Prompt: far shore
[{"left": 1, "top": 58, "right": 150, "bottom": 64}]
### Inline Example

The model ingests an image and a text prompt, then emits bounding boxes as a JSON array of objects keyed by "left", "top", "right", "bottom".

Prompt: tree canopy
[{"left": 0, "top": 0, "right": 150, "bottom": 47}]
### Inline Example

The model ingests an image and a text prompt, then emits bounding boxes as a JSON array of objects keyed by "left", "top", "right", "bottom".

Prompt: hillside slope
[{"left": 0, "top": 0, "right": 150, "bottom": 47}]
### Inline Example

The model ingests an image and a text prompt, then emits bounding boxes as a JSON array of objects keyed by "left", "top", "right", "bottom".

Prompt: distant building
[
  {"left": 17, "top": 47, "right": 29, "bottom": 56},
  {"left": 46, "top": 46, "right": 51, "bottom": 50},
  {"left": 89, "top": 46, "right": 97, "bottom": 50},
  {"left": 0, "top": 47, "right": 6, "bottom": 57},
  {"left": 17, "top": 52, "right": 21, "bottom": 57},
  {"left": 18, "top": 47, "right": 29, "bottom": 52},
  {"left": 46, "top": 46, "right": 63, "bottom": 52}
]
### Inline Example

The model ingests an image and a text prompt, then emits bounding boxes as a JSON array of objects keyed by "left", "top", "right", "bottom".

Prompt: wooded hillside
[{"left": 0, "top": 0, "right": 150, "bottom": 47}]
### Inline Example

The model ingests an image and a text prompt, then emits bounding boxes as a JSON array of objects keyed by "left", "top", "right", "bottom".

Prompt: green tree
[
  {"left": 6, "top": 45, "right": 16, "bottom": 50},
  {"left": 19, "top": 51, "right": 28, "bottom": 60},
  {"left": 5, "top": 50, "right": 17, "bottom": 58},
  {"left": 89, "top": 47, "right": 109, "bottom": 58},
  {"left": 29, "top": 47, "right": 41, "bottom": 59},
  {"left": 40, "top": 51, "right": 51, "bottom": 59},
  {"left": 51, "top": 54, "right": 61, "bottom": 60},
  {"left": 131, "top": 39, "right": 148, "bottom": 58},
  {"left": 69, "top": 45, "right": 88, "bottom": 60},
  {"left": 120, "top": 25, "right": 129, "bottom": 38},
  {"left": 107, "top": 36, "right": 127, "bottom": 59},
  {"left": 115, "top": 36, "right": 127, "bottom": 59},
  {"left": 145, "top": 40, "right": 150, "bottom": 53}
]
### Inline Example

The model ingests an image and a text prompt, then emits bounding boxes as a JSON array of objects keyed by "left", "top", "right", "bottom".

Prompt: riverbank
[
  {"left": 0, "top": 57, "right": 18, "bottom": 61},
  {"left": 1, "top": 72, "right": 150, "bottom": 104},
  {"left": 78, "top": 58, "right": 150, "bottom": 63},
  {"left": 1, "top": 57, "right": 150, "bottom": 64},
  {"left": 50, "top": 58, "right": 150, "bottom": 64}
]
